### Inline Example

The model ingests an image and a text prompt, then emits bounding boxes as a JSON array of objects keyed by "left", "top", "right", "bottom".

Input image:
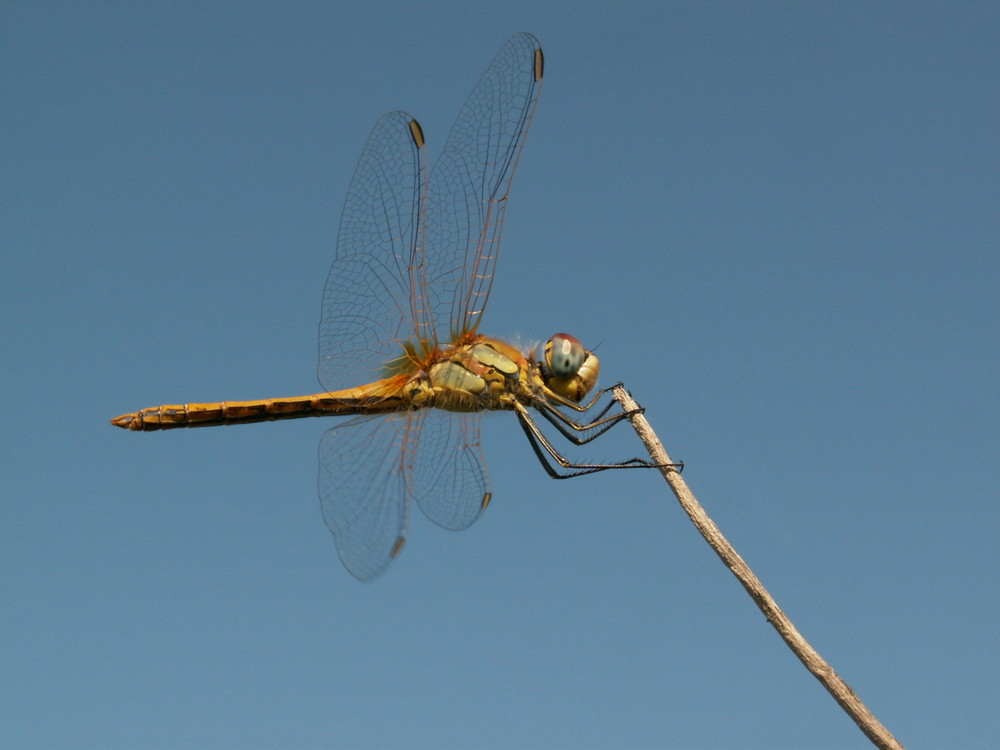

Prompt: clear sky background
[{"left": 3, "top": 3, "right": 998, "bottom": 748}]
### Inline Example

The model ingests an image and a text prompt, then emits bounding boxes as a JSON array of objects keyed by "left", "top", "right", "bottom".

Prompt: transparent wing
[
  {"left": 424, "top": 32, "right": 544, "bottom": 343},
  {"left": 319, "top": 414, "right": 415, "bottom": 582},
  {"left": 411, "top": 410, "right": 491, "bottom": 531},
  {"left": 316, "top": 36, "right": 545, "bottom": 580},
  {"left": 319, "top": 111, "right": 427, "bottom": 392}
]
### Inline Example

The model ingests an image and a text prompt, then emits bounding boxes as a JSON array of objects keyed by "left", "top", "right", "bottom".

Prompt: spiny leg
[
  {"left": 514, "top": 403, "right": 682, "bottom": 479},
  {"left": 543, "top": 382, "right": 627, "bottom": 414},
  {"left": 533, "top": 400, "right": 631, "bottom": 446},
  {"left": 532, "top": 387, "right": 648, "bottom": 447}
]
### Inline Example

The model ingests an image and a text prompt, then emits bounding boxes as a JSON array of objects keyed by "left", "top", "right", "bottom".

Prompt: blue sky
[{"left": 3, "top": 3, "right": 998, "bottom": 748}]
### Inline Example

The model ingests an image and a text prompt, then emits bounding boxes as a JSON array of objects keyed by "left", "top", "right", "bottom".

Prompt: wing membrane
[
  {"left": 424, "top": 32, "right": 544, "bottom": 342},
  {"left": 319, "top": 111, "right": 427, "bottom": 392},
  {"left": 319, "top": 414, "right": 416, "bottom": 582},
  {"left": 316, "top": 35, "right": 545, "bottom": 580},
  {"left": 411, "top": 410, "right": 491, "bottom": 531}
]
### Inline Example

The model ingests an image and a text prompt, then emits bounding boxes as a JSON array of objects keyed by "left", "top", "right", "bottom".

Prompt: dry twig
[{"left": 612, "top": 386, "right": 903, "bottom": 750}]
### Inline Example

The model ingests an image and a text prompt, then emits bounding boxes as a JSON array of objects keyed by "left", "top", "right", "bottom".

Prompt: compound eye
[{"left": 545, "top": 333, "right": 586, "bottom": 378}]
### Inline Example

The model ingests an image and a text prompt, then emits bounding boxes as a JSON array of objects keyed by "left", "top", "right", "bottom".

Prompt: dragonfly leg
[
  {"left": 533, "top": 400, "right": 630, "bottom": 445},
  {"left": 542, "top": 382, "right": 626, "bottom": 414},
  {"left": 533, "top": 388, "right": 647, "bottom": 447},
  {"left": 514, "top": 403, "right": 682, "bottom": 479}
]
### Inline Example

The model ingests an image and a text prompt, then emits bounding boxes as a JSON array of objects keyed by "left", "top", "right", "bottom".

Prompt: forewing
[
  {"left": 319, "top": 111, "right": 427, "bottom": 392},
  {"left": 319, "top": 414, "right": 414, "bottom": 582},
  {"left": 424, "top": 32, "right": 544, "bottom": 342},
  {"left": 412, "top": 410, "right": 491, "bottom": 531}
]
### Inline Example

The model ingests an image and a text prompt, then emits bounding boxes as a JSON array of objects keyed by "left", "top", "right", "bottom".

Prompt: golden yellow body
[{"left": 111, "top": 334, "right": 599, "bottom": 432}]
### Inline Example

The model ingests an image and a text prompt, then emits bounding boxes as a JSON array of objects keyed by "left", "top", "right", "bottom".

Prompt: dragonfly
[{"left": 111, "top": 33, "right": 674, "bottom": 581}]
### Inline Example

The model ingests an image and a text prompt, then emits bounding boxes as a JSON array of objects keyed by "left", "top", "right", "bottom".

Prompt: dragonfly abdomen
[{"left": 111, "top": 381, "right": 413, "bottom": 431}]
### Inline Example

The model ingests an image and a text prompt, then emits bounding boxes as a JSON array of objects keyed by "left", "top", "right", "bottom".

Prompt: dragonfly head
[{"left": 541, "top": 333, "right": 599, "bottom": 402}]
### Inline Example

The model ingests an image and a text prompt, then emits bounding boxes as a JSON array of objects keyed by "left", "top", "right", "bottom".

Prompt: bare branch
[{"left": 613, "top": 386, "right": 904, "bottom": 750}]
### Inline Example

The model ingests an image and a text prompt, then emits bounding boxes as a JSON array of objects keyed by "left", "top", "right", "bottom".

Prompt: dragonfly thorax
[
  {"left": 540, "top": 333, "right": 599, "bottom": 402},
  {"left": 425, "top": 340, "right": 523, "bottom": 412}
]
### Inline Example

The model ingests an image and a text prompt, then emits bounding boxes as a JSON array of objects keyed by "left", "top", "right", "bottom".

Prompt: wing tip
[
  {"left": 391, "top": 535, "right": 407, "bottom": 558},
  {"left": 408, "top": 118, "right": 425, "bottom": 149}
]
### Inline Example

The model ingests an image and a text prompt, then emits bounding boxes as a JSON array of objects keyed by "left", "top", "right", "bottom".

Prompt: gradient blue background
[{"left": 3, "top": 3, "right": 998, "bottom": 748}]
